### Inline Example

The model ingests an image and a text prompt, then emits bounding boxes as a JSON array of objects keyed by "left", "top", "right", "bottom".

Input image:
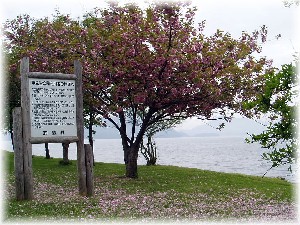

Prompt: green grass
[{"left": 3, "top": 150, "right": 296, "bottom": 222}]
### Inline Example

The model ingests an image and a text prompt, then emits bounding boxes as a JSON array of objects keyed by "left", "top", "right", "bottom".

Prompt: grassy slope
[{"left": 3, "top": 151, "right": 296, "bottom": 221}]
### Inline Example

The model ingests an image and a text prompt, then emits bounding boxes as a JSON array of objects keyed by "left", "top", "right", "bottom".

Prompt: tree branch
[
  {"left": 118, "top": 110, "right": 132, "bottom": 145},
  {"left": 134, "top": 107, "right": 156, "bottom": 147},
  {"left": 131, "top": 105, "right": 137, "bottom": 144},
  {"left": 158, "top": 24, "right": 173, "bottom": 80}
]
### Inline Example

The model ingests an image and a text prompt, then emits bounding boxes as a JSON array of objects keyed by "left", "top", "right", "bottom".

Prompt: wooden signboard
[
  {"left": 29, "top": 78, "right": 77, "bottom": 139},
  {"left": 14, "top": 57, "right": 92, "bottom": 200}
]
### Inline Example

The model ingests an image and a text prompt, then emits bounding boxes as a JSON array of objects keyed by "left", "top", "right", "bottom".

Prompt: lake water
[{"left": 2, "top": 136, "right": 298, "bottom": 183}]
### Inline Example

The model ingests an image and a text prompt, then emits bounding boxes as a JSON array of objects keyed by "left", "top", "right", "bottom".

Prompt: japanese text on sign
[{"left": 29, "top": 78, "right": 77, "bottom": 137}]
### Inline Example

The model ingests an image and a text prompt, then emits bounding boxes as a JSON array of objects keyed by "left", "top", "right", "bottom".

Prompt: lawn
[{"left": 2, "top": 150, "right": 297, "bottom": 222}]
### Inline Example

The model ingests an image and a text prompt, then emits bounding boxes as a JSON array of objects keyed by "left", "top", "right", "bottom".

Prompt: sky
[
  {"left": 1, "top": 0, "right": 298, "bottom": 66},
  {"left": 0, "top": 0, "right": 299, "bottom": 130}
]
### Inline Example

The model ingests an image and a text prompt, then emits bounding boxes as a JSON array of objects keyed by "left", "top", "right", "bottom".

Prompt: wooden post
[
  {"left": 62, "top": 142, "right": 70, "bottom": 164},
  {"left": 85, "top": 144, "right": 94, "bottom": 196},
  {"left": 20, "top": 57, "right": 33, "bottom": 200},
  {"left": 75, "top": 60, "right": 87, "bottom": 195},
  {"left": 13, "top": 107, "right": 24, "bottom": 200}
]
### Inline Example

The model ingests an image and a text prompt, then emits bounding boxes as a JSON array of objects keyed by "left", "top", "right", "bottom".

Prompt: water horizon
[{"left": 2, "top": 135, "right": 297, "bottom": 183}]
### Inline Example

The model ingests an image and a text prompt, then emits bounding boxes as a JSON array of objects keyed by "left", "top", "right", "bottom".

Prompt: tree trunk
[
  {"left": 123, "top": 142, "right": 129, "bottom": 165},
  {"left": 45, "top": 143, "right": 50, "bottom": 159},
  {"left": 119, "top": 108, "right": 155, "bottom": 179},
  {"left": 125, "top": 146, "right": 139, "bottom": 178}
]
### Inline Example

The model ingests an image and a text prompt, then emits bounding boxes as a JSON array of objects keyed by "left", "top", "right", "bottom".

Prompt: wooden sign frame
[
  {"left": 21, "top": 61, "right": 81, "bottom": 143},
  {"left": 14, "top": 57, "right": 90, "bottom": 199}
]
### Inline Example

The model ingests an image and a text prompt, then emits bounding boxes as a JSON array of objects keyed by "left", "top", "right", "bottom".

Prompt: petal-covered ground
[
  {"left": 3, "top": 152, "right": 296, "bottom": 223},
  {"left": 4, "top": 174, "right": 296, "bottom": 223}
]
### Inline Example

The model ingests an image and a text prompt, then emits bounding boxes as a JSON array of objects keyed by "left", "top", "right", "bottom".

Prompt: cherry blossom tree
[{"left": 4, "top": 2, "right": 272, "bottom": 178}]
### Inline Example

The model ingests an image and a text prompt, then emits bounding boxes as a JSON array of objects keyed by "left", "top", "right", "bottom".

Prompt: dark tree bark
[
  {"left": 45, "top": 143, "right": 50, "bottom": 159},
  {"left": 125, "top": 146, "right": 139, "bottom": 178},
  {"left": 114, "top": 108, "right": 156, "bottom": 178},
  {"left": 123, "top": 138, "right": 129, "bottom": 165}
]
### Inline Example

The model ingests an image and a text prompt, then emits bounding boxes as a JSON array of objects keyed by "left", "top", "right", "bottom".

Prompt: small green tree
[
  {"left": 244, "top": 63, "right": 298, "bottom": 174},
  {"left": 140, "top": 116, "right": 183, "bottom": 165},
  {"left": 140, "top": 136, "right": 158, "bottom": 166}
]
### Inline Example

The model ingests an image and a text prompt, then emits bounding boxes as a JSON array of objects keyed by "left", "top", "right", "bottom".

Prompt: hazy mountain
[
  {"left": 1, "top": 117, "right": 267, "bottom": 141},
  {"left": 90, "top": 127, "right": 120, "bottom": 139},
  {"left": 177, "top": 118, "right": 265, "bottom": 138},
  {"left": 86, "top": 117, "right": 265, "bottom": 139},
  {"left": 88, "top": 126, "right": 187, "bottom": 139},
  {"left": 154, "top": 129, "right": 187, "bottom": 138}
]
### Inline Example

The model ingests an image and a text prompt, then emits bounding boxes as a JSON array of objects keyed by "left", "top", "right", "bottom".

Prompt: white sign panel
[{"left": 29, "top": 78, "right": 77, "bottom": 138}]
